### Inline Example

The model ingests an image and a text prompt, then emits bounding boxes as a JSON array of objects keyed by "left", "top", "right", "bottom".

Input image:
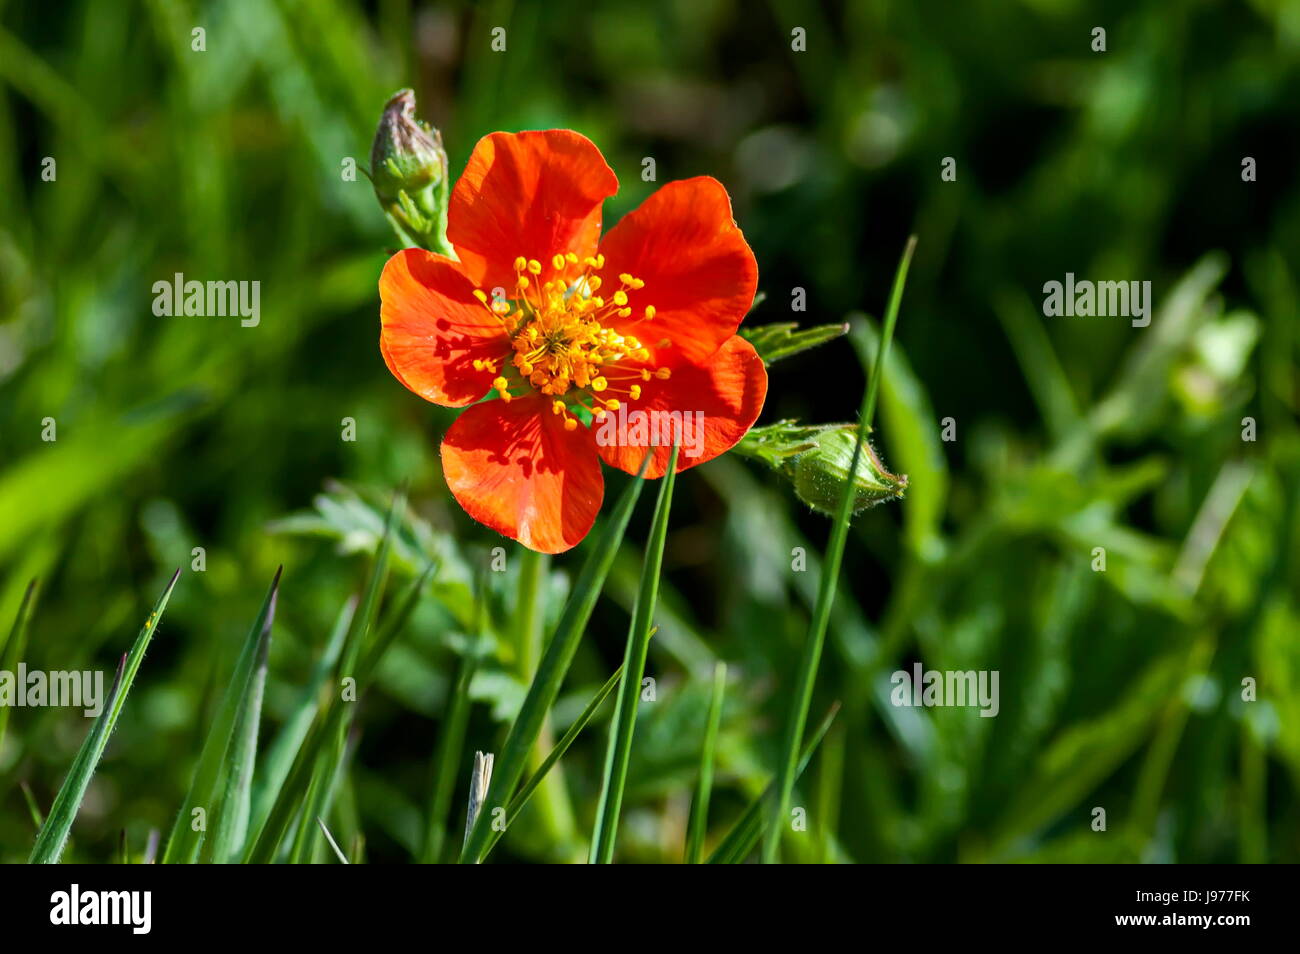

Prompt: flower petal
[
  {"left": 441, "top": 394, "right": 604, "bottom": 554},
  {"left": 448, "top": 130, "right": 619, "bottom": 292},
  {"left": 598, "top": 177, "right": 758, "bottom": 366},
  {"left": 594, "top": 336, "right": 767, "bottom": 479},
  {"left": 379, "top": 249, "right": 511, "bottom": 408}
]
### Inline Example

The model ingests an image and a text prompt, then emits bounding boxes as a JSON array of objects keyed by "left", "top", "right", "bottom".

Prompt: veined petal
[
  {"left": 448, "top": 130, "right": 619, "bottom": 292},
  {"left": 594, "top": 336, "right": 767, "bottom": 479},
  {"left": 598, "top": 177, "right": 758, "bottom": 366},
  {"left": 379, "top": 249, "right": 511, "bottom": 408},
  {"left": 441, "top": 394, "right": 605, "bottom": 554}
]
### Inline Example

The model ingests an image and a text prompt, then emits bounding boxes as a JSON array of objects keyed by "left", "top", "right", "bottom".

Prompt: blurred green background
[{"left": 1, "top": 0, "right": 1298, "bottom": 862}]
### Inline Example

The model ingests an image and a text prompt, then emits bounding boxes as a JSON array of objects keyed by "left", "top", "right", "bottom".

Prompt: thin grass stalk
[
  {"left": 685, "top": 661, "right": 727, "bottom": 863},
  {"left": 762, "top": 236, "right": 916, "bottom": 863},
  {"left": 590, "top": 443, "right": 679, "bottom": 863},
  {"left": 460, "top": 454, "right": 651, "bottom": 863}
]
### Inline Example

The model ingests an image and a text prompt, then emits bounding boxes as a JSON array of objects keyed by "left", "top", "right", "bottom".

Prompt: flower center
[{"left": 470, "top": 252, "right": 671, "bottom": 430}]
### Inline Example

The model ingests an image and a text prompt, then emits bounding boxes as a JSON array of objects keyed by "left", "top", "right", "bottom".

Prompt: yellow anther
[
  {"left": 644, "top": 305, "right": 656, "bottom": 319},
  {"left": 591, "top": 376, "right": 608, "bottom": 392},
  {"left": 514, "top": 256, "right": 527, "bottom": 271},
  {"left": 527, "top": 259, "right": 542, "bottom": 275},
  {"left": 564, "top": 417, "right": 578, "bottom": 431},
  {"left": 566, "top": 252, "right": 579, "bottom": 264},
  {"left": 629, "top": 385, "right": 642, "bottom": 400},
  {"left": 473, "top": 289, "right": 488, "bottom": 303},
  {"left": 588, "top": 276, "right": 602, "bottom": 291},
  {"left": 595, "top": 254, "right": 605, "bottom": 269},
  {"left": 655, "top": 367, "right": 672, "bottom": 380},
  {"left": 594, "top": 407, "right": 607, "bottom": 420},
  {"left": 517, "top": 360, "right": 534, "bottom": 375},
  {"left": 618, "top": 308, "right": 632, "bottom": 318},
  {"left": 618, "top": 273, "right": 634, "bottom": 285},
  {"left": 493, "top": 376, "right": 509, "bottom": 393},
  {"left": 641, "top": 369, "right": 651, "bottom": 381},
  {"left": 630, "top": 278, "right": 645, "bottom": 290},
  {"left": 552, "top": 400, "right": 565, "bottom": 415},
  {"left": 552, "top": 254, "right": 566, "bottom": 270},
  {"left": 606, "top": 399, "right": 620, "bottom": 410},
  {"left": 516, "top": 276, "right": 530, "bottom": 289},
  {"left": 473, "top": 359, "right": 485, "bottom": 371},
  {"left": 612, "top": 290, "right": 628, "bottom": 306}
]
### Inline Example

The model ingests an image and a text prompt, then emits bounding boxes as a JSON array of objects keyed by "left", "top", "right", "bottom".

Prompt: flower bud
[
  {"left": 370, "top": 89, "right": 445, "bottom": 202},
  {"left": 734, "top": 420, "right": 907, "bottom": 515},
  {"left": 370, "top": 89, "right": 452, "bottom": 254},
  {"left": 786, "top": 425, "right": 906, "bottom": 515}
]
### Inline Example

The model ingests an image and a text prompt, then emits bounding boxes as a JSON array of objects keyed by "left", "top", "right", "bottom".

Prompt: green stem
[
  {"left": 685, "top": 661, "right": 727, "bottom": 863},
  {"left": 761, "top": 236, "right": 916, "bottom": 863},
  {"left": 514, "top": 547, "right": 579, "bottom": 858},
  {"left": 590, "top": 445, "right": 680, "bottom": 863}
]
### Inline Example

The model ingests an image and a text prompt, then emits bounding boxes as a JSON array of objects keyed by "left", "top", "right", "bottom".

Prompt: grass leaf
[
  {"left": 685, "top": 661, "right": 727, "bottom": 863},
  {"left": 763, "top": 236, "right": 916, "bottom": 863},
  {"left": 590, "top": 444, "right": 679, "bottom": 863},
  {"left": 29, "top": 569, "right": 181, "bottom": 863},
  {"left": 162, "top": 567, "right": 281, "bottom": 864},
  {"left": 460, "top": 454, "right": 651, "bottom": 863}
]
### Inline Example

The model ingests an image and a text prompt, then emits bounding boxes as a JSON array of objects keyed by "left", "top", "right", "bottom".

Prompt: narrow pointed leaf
[
  {"left": 686, "top": 661, "right": 727, "bottom": 863},
  {"left": 482, "top": 661, "right": 625, "bottom": 857},
  {"left": 461, "top": 454, "right": 651, "bottom": 863},
  {"left": 763, "top": 237, "right": 915, "bottom": 863},
  {"left": 162, "top": 567, "right": 280, "bottom": 864},
  {"left": 591, "top": 444, "right": 679, "bottom": 863},
  {"left": 709, "top": 703, "right": 840, "bottom": 864},
  {"left": 30, "top": 569, "right": 181, "bottom": 863}
]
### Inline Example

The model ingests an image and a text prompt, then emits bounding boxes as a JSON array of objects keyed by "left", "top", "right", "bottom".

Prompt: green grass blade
[
  {"left": 205, "top": 604, "right": 274, "bottom": 864},
  {"left": 241, "top": 548, "right": 429, "bottom": 864},
  {"left": 709, "top": 703, "right": 840, "bottom": 864},
  {"left": 481, "top": 661, "right": 626, "bottom": 857},
  {"left": 250, "top": 595, "right": 353, "bottom": 831},
  {"left": 0, "top": 578, "right": 39, "bottom": 751},
  {"left": 590, "top": 444, "right": 679, "bottom": 863},
  {"left": 686, "top": 661, "right": 727, "bottom": 863},
  {"left": 29, "top": 569, "right": 181, "bottom": 864},
  {"left": 461, "top": 454, "right": 652, "bottom": 863},
  {"left": 762, "top": 236, "right": 916, "bottom": 864},
  {"left": 317, "top": 816, "right": 349, "bottom": 863},
  {"left": 420, "top": 567, "right": 488, "bottom": 863},
  {"left": 162, "top": 567, "right": 281, "bottom": 864}
]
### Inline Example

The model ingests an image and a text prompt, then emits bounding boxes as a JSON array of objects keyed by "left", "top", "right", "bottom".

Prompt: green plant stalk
[
  {"left": 482, "top": 662, "right": 625, "bottom": 857},
  {"left": 590, "top": 444, "right": 679, "bottom": 863},
  {"left": 762, "top": 236, "right": 916, "bottom": 863},
  {"left": 709, "top": 703, "right": 841, "bottom": 864},
  {"left": 30, "top": 569, "right": 181, "bottom": 863},
  {"left": 685, "top": 661, "right": 727, "bottom": 863},
  {"left": 514, "top": 546, "right": 579, "bottom": 856},
  {"left": 461, "top": 454, "right": 651, "bottom": 863}
]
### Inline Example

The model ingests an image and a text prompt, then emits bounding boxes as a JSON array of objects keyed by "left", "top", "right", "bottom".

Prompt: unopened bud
[
  {"left": 371, "top": 89, "right": 445, "bottom": 201},
  {"left": 734, "top": 420, "right": 907, "bottom": 515},
  {"left": 369, "top": 89, "right": 452, "bottom": 254}
]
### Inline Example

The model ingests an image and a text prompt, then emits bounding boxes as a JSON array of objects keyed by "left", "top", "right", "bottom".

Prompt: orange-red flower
[{"left": 380, "top": 130, "right": 767, "bottom": 553}]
